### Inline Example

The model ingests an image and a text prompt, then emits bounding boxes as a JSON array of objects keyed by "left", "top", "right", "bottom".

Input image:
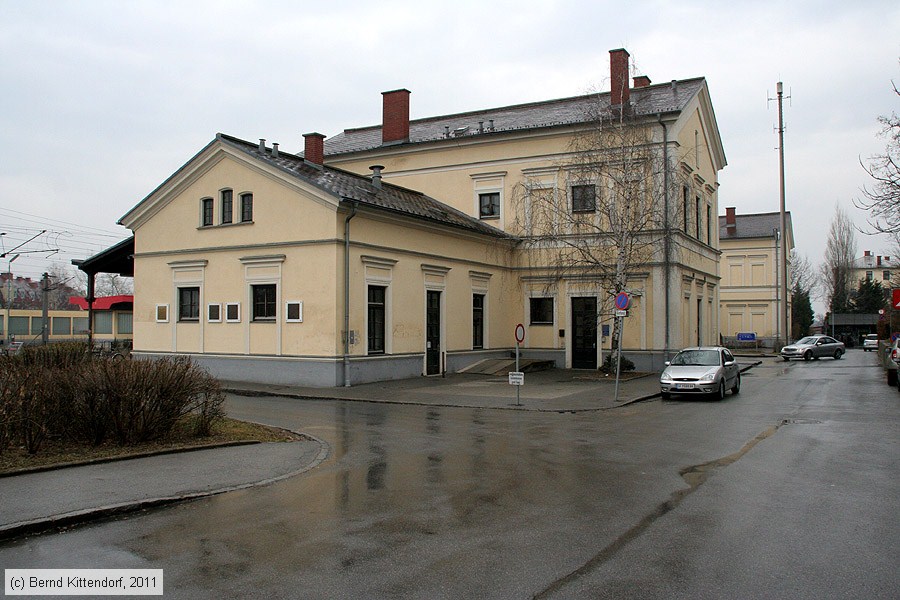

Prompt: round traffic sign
[
  {"left": 615, "top": 292, "right": 630, "bottom": 310},
  {"left": 515, "top": 323, "right": 525, "bottom": 344}
]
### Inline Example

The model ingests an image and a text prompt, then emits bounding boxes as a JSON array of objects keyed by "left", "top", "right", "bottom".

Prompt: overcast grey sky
[{"left": 2, "top": 0, "right": 898, "bottom": 308}]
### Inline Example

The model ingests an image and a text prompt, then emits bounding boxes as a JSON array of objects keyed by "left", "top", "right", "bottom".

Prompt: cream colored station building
[{"left": 118, "top": 49, "right": 727, "bottom": 386}]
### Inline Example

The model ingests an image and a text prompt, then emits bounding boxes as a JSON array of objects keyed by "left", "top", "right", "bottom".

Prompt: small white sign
[
  {"left": 508, "top": 371, "right": 525, "bottom": 386},
  {"left": 615, "top": 309, "right": 628, "bottom": 317}
]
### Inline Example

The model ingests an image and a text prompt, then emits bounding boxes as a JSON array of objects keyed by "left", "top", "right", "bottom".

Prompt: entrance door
[
  {"left": 572, "top": 297, "right": 597, "bottom": 369},
  {"left": 426, "top": 290, "right": 441, "bottom": 375}
]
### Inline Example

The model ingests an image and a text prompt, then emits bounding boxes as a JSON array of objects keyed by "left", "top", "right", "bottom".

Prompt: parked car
[
  {"left": 884, "top": 337, "right": 899, "bottom": 387},
  {"left": 863, "top": 334, "right": 879, "bottom": 352},
  {"left": 780, "top": 335, "right": 845, "bottom": 361},
  {"left": 660, "top": 346, "right": 740, "bottom": 400}
]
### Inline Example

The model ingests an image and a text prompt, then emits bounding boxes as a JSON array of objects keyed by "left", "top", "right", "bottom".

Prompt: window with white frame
[
  {"left": 252, "top": 284, "right": 276, "bottom": 321},
  {"left": 207, "top": 303, "right": 222, "bottom": 322},
  {"left": 286, "top": 301, "right": 303, "bottom": 322},
  {"left": 478, "top": 192, "right": 500, "bottom": 219},
  {"left": 225, "top": 303, "right": 241, "bottom": 323}
]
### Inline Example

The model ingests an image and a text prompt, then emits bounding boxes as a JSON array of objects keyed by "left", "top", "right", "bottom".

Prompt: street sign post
[
  {"left": 613, "top": 294, "right": 630, "bottom": 404},
  {"left": 511, "top": 323, "right": 525, "bottom": 406}
]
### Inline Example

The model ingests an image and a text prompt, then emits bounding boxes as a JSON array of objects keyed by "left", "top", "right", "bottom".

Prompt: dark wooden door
[
  {"left": 572, "top": 297, "right": 597, "bottom": 369},
  {"left": 426, "top": 290, "right": 441, "bottom": 375}
]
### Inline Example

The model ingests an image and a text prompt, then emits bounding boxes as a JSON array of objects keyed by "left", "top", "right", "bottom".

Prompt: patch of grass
[{"left": 0, "top": 417, "right": 301, "bottom": 475}]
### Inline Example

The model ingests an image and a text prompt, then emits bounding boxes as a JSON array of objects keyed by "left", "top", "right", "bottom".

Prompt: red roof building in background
[{"left": 69, "top": 295, "right": 134, "bottom": 311}]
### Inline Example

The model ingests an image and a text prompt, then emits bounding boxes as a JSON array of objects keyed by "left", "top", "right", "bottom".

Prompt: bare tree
[
  {"left": 854, "top": 81, "right": 900, "bottom": 234},
  {"left": 789, "top": 249, "right": 816, "bottom": 297},
  {"left": 511, "top": 97, "right": 684, "bottom": 363},
  {"left": 820, "top": 204, "right": 858, "bottom": 314}
]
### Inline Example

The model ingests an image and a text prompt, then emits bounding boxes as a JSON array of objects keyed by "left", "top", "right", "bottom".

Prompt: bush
[
  {"left": 0, "top": 346, "right": 225, "bottom": 455},
  {"left": 601, "top": 352, "right": 635, "bottom": 373}
]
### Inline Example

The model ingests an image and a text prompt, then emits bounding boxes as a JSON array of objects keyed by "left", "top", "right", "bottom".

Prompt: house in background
[
  {"left": 852, "top": 250, "right": 894, "bottom": 289},
  {"left": 117, "top": 48, "right": 726, "bottom": 386},
  {"left": 718, "top": 207, "right": 794, "bottom": 346}
]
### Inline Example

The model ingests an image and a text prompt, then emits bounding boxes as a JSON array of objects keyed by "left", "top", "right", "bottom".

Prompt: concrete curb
[
  {"left": 0, "top": 440, "right": 261, "bottom": 479},
  {"left": 0, "top": 431, "right": 330, "bottom": 543}
]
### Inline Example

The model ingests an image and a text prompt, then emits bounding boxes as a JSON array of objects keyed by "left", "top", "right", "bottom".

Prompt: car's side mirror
[
  {"left": 664, "top": 361, "right": 671, "bottom": 366},
  {"left": 724, "top": 360, "right": 735, "bottom": 367}
]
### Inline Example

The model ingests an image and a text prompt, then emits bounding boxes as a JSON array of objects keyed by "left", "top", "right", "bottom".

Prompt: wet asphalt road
[{"left": 1, "top": 350, "right": 897, "bottom": 599}]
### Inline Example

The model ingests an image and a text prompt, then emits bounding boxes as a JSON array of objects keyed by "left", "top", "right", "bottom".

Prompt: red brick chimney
[
  {"left": 609, "top": 49, "right": 630, "bottom": 107},
  {"left": 725, "top": 207, "right": 736, "bottom": 233},
  {"left": 382, "top": 89, "right": 410, "bottom": 144},
  {"left": 633, "top": 75, "right": 651, "bottom": 88},
  {"left": 303, "top": 132, "right": 325, "bottom": 166}
]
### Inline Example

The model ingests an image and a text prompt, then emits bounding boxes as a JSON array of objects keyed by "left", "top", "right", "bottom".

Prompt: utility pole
[
  {"left": 41, "top": 272, "right": 50, "bottom": 344},
  {"left": 774, "top": 82, "right": 790, "bottom": 346}
]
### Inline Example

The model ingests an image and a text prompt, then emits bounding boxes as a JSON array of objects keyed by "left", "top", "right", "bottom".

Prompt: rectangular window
[
  {"left": 884, "top": 271, "right": 891, "bottom": 281},
  {"left": 695, "top": 195, "right": 702, "bottom": 239},
  {"left": 473, "top": 293, "right": 485, "bottom": 349},
  {"left": 478, "top": 192, "right": 500, "bottom": 219},
  {"left": 571, "top": 184, "right": 596, "bottom": 213},
  {"left": 94, "top": 312, "right": 113, "bottom": 334},
  {"left": 866, "top": 271, "right": 874, "bottom": 281},
  {"left": 252, "top": 284, "right": 276, "bottom": 321},
  {"left": 225, "top": 303, "right": 241, "bottom": 323},
  {"left": 207, "top": 303, "right": 222, "bottom": 322},
  {"left": 706, "top": 204, "right": 712, "bottom": 244},
  {"left": 30, "top": 317, "right": 42, "bottom": 335},
  {"left": 241, "top": 193, "right": 253, "bottom": 222},
  {"left": 178, "top": 287, "right": 200, "bottom": 321},
  {"left": 221, "top": 190, "right": 233, "bottom": 224},
  {"left": 683, "top": 186, "right": 690, "bottom": 233},
  {"left": 286, "top": 301, "right": 303, "bottom": 322},
  {"left": 368, "top": 285, "right": 386, "bottom": 354},
  {"left": 9, "top": 316, "right": 29, "bottom": 336},
  {"left": 530, "top": 297, "right": 553, "bottom": 325},
  {"left": 201, "top": 198, "right": 213, "bottom": 227},
  {"left": 74, "top": 317, "right": 89, "bottom": 333},
  {"left": 116, "top": 312, "right": 133, "bottom": 334},
  {"left": 52, "top": 317, "right": 71, "bottom": 336}
]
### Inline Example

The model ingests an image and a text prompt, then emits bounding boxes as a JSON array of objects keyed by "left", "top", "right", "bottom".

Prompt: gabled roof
[
  {"left": 324, "top": 78, "right": 708, "bottom": 157},
  {"left": 119, "top": 133, "right": 509, "bottom": 240}
]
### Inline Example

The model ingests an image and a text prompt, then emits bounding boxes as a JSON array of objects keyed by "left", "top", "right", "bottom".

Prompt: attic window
[
  {"left": 241, "top": 193, "right": 253, "bottom": 222},
  {"left": 201, "top": 198, "right": 213, "bottom": 227}
]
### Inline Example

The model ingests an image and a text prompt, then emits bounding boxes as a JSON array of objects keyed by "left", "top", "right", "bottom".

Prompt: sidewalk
[
  {"left": 223, "top": 368, "right": 667, "bottom": 413},
  {"left": 0, "top": 437, "right": 328, "bottom": 541}
]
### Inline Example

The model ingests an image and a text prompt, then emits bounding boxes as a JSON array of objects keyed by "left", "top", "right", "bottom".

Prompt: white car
[
  {"left": 863, "top": 334, "right": 879, "bottom": 352},
  {"left": 660, "top": 346, "right": 741, "bottom": 400}
]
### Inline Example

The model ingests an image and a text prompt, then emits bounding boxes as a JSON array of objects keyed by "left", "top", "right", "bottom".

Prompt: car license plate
[{"left": 675, "top": 383, "right": 694, "bottom": 390}]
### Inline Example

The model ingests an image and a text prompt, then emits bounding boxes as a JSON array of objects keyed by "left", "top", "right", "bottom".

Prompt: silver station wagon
[{"left": 660, "top": 346, "right": 741, "bottom": 400}]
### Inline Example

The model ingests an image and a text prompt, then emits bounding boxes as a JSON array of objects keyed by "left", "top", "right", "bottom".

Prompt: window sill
[
  {"left": 198, "top": 221, "right": 254, "bottom": 231},
  {"left": 479, "top": 215, "right": 500, "bottom": 221},
  {"left": 251, "top": 318, "right": 276, "bottom": 323},
  {"left": 530, "top": 322, "right": 553, "bottom": 326}
]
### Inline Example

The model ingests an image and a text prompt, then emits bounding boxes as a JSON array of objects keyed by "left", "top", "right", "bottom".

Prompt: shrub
[
  {"left": 601, "top": 352, "right": 635, "bottom": 373},
  {"left": 0, "top": 346, "right": 225, "bottom": 454}
]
